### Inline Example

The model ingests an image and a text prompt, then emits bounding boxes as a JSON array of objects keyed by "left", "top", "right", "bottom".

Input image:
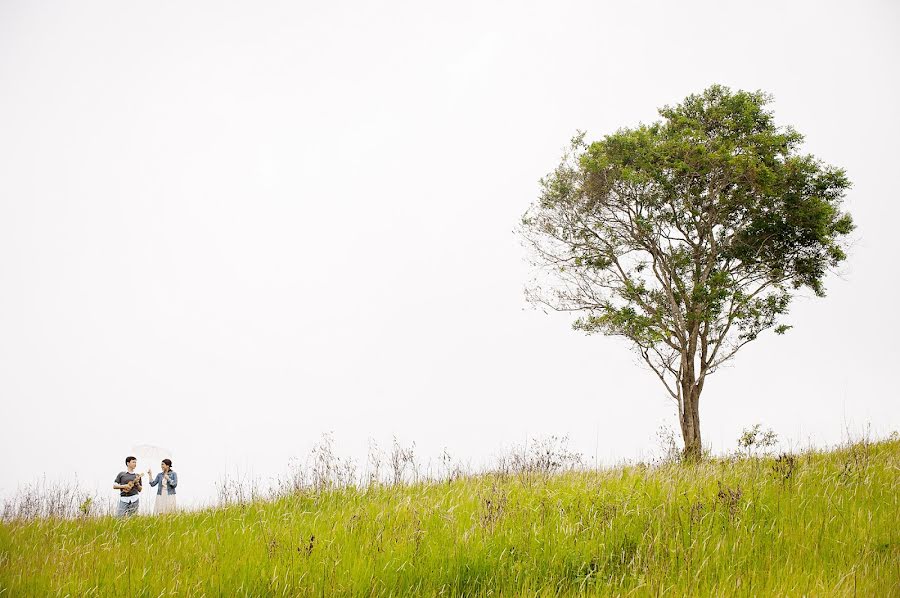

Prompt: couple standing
[{"left": 113, "top": 455, "right": 179, "bottom": 516}]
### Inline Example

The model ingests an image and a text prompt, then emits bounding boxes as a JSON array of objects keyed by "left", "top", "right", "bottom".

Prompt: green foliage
[
  {"left": 737, "top": 424, "right": 778, "bottom": 456},
  {"left": 521, "top": 85, "right": 854, "bottom": 452},
  {"left": 2, "top": 439, "right": 897, "bottom": 596},
  {"left": 78, "top": 497, "right": 94, "bottom": 518},
  {"left": 526, "top": 84, "right": 853, "bottom": 349}
]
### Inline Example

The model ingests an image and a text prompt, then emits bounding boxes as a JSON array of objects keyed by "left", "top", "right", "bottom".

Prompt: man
[{"left": 113, "top": 456, "right": 143, "bottom": 516}]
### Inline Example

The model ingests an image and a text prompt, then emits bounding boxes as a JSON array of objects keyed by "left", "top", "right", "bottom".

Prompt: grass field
[{"left": 2, "top": 438, "right": 898, "bottom": 596}]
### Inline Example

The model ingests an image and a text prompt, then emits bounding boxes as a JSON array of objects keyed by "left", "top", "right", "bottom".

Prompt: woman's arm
[
  {"left": 148, "top": 473, "right": 160, "bottom": 487},
  {"left": 166, "top": 471, "right": 177, "bottom": 489}
]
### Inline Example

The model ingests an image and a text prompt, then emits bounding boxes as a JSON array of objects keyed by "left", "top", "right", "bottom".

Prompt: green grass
[{"left": 2, "top": 439, "right": 898, "bottom": 596}]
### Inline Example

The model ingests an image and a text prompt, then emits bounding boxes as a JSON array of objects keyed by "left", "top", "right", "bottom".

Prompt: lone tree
[{"left": 520, "top": 85, "right": 854, "bottom": 459}]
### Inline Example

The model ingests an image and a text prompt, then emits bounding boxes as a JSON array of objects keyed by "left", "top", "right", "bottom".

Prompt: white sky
[{"left": 1, "top": 0, "right": 898, "bottom": 509}]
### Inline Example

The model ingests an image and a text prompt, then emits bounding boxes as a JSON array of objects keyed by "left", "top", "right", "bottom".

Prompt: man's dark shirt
[{"left": 114, "top": 471, "right": 141, "bottom": 497}]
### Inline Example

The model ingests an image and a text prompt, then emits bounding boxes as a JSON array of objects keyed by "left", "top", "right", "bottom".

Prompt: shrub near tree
[{"left": 521, "top": 85, "right": 854, "bottom": 459}]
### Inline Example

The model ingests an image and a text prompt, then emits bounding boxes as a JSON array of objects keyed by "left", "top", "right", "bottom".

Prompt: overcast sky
[{"left": 1, "top": 0, "right": 898, "bottom": 509}]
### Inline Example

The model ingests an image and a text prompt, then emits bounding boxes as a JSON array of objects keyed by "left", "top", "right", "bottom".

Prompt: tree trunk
[{"left": 680, "top": 382, "right": 703, "bottom": 461}]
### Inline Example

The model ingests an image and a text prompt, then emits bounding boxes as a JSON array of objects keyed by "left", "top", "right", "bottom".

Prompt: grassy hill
[{"left": 2, "top": 438, "right": 898, "bottom": 596}]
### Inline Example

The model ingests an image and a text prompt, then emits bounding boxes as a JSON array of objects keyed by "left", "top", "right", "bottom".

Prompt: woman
[{"left": 147, "top": 458, "right": 178, "bottom": 514}]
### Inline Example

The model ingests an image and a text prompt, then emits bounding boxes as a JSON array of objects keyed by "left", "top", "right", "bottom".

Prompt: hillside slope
[{"left": 2, "top": 439, "right": 898, "bottom": 596}]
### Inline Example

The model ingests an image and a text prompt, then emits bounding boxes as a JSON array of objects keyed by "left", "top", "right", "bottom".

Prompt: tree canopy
[{"left": 521, "top": 85, "right": 854, "bottom": 458}]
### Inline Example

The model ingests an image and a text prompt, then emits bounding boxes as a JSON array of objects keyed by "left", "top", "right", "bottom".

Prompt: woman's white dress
[{"left": 154, "top": 474, "right": 177, "bottom": 514}]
